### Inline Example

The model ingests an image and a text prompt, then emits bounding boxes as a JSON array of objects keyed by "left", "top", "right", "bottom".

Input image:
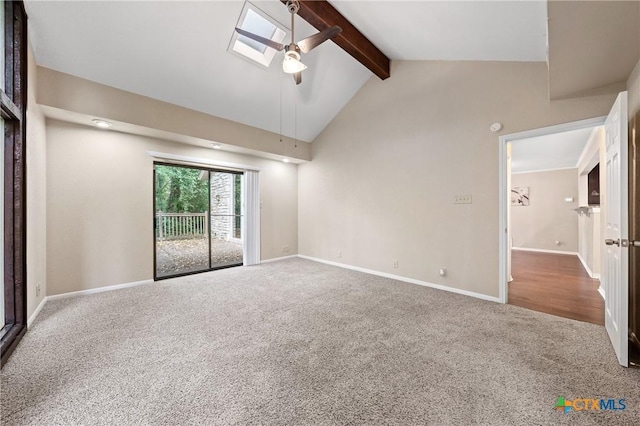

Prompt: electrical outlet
[
  {"left": 454, "top": 195, "right": 472, "bottom": 204},
  {"left": 337, "top": 250, "right": 342, "bottom": 258},
  {"left": 393, "top": 260, "right": 399, "bottom": 268},
  {"left": 283, "top": 246, "right": 289, "bottom": 253}
]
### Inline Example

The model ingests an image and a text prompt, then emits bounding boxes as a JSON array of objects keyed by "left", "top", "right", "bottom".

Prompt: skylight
[{"left": 229, "top": 2, "right": 288, "bottom": 68}]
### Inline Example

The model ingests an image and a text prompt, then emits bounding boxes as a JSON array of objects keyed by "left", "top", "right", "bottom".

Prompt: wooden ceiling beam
[{"left": 281, "top": 0, "right": 390, "bottom": 80}]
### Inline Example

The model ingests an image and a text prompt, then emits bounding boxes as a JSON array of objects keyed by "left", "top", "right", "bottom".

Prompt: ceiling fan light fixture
[{"left": 282, "top": 51, "right": 306, "bottom": 74}]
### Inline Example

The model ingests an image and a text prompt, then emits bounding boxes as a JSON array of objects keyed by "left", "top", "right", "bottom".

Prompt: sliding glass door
[
  {"left": 210, "top": 172, "right": 243, "bottom": 268},
  {"left": 154, "top": 164, "right": 243, "bottom": 279}
]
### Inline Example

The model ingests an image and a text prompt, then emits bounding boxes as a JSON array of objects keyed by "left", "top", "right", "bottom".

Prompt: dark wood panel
[
  {"left": 508, "top": 251, "right": 604, "bottom": 325},
  {"left": 1, "top": 0, "right": 28, "bottom": 367},
  {"left": 587, "top": 163, "right": 600, "bottom": 205},
  {"left": 282, "top": 0, "right": 391, "bottom": 80}
]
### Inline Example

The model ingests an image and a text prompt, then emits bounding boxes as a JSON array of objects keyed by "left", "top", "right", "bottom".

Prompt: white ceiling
[
  {"left": 332, "top": 0, "right": 548, "bottom": 61},
  {"left": 25, "top": 1, "right": 548, "bottom": 143},
  {"left": 511, "top": 127, "right": 597, "bottom": 174}
]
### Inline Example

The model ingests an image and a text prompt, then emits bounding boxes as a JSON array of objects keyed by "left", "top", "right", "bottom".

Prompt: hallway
[{"left": 509, "top": 250, "right": 604, "bottom": 325}]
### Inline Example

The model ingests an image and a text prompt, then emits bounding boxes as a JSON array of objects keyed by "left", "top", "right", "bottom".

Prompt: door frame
[
  {"left": 0, "top": 1, "right": 28, "bottom": 367},
  {"left": 152, "top": 162, "right": 246, "bottom": 280},
  {"left": 498, "top": 116, "right": 606, "bottom": 304}
]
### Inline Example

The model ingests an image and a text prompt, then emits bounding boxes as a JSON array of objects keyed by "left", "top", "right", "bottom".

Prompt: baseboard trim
[
  {"left": 577, "top": 253, "right": 600, "bottom": 279},
  {"left": 27, "top": 297, "right": 48, "bottom": 328},
  {"left": 46, "top": 279, "right": 154, "bottom": 302},
  {"left": 598, "top": 286, "right": 605, "bottom": 300},
  {"left": 298, "top": 255, "right": 500, "bottom": 303},
  {"left": 512, "top": 247, "right": 578, "bottom": 256},
  {"left": 260, "top": 255, "right": 299, "bottom": 264}
]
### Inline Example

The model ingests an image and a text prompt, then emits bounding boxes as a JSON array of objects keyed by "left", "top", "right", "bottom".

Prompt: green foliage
[
  {"left": 155, "top": 165, "right": 209, "bottom": 213},
  {"left": 234, "top": 174, "right": 242, "bottom": 214}
]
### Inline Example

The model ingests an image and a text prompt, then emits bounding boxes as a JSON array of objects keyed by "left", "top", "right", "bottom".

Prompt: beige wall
[
  {"left": 37, "top": 67, "right": 310, "bottom": 162},
  {"left": 46, "top": 120, "right": 298, "bottom": 295},
  {"left": 26, "top": 42, "right": 47, "bottom": 319},
  {"left": 628, "top": 3, "right": 640, "bottom": 117},
  {"left": 578, "top": 209, "right": 601, "bottom": 276},
  {"left": 299, "top": 61, "right": 615, "bottom": 298},
  {"left": 629, "top": 58, "right": 640, "bottom": 118},
  {"left": 576, "top": 127, "right": 606, "bottom": 277},
  {"left": 511, "top": 169, "right": 579, "bottom": 253},
  {"left": 548, "top": 0, "right": 639, "bottom": 100}
]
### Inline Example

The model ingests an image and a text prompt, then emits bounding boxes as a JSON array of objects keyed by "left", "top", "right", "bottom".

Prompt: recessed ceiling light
[
  {"left": 211, "top": 143, "right": 222, "bottom": 150},
  {"left": 282, "top": 158, "right": 290, "bottom": 163},
  {"left": 91, "top": 119, "right": 112, "bottom": 129}
]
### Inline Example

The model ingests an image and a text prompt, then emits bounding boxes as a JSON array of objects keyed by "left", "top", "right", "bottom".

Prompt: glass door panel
[
  {"left": 154, "top": 164, "right": 210, "bottom": 278},
  {"left": 210, "top": 172, "right": 243, "bottom": 268}
]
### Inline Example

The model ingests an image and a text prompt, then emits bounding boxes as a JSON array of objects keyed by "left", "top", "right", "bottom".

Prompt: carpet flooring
[{"left": 1, "top": 258, "right": 639, "bottom": 425}]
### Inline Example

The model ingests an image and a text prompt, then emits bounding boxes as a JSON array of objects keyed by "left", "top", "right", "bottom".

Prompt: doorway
[
  {"left": 499, "top": 94, "right": 631, "bottom": 367},
  {"left": 154, "top": 163, "right": 244, "bottom": 279},
  {"left": 507, "top": 124, "right": 606, "bottom": 325},
  {"left": 499, "top": 117, "right": 606, "bottom": 303}
]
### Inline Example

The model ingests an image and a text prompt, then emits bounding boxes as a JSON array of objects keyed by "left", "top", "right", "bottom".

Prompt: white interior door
[{"left": 603, "top": 91, "right": 629, "bottom": 367}]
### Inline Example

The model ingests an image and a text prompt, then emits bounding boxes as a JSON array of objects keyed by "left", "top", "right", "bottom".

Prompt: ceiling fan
[{"left": 235, "top": 0, "right": 342, "bottom": 85}]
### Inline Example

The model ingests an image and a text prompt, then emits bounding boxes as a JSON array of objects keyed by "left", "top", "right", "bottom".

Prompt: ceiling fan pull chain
[{"left": 279, "top": 67, "right": 283, "bottom": 146}]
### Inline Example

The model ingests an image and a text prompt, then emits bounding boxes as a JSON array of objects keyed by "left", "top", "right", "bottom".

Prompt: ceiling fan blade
[
  {"left": 297, "top": 26, "right": 342, "bottom": 54},
  {"left": 235, "top": 28, "right": 285, "bottom": 51},
  {"left": 293, "top": 72, "right": 302, "bottom": 85}
]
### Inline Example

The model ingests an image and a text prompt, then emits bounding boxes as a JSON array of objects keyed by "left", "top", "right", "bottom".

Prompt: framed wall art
[{"left": 511, "top": 187, "right": 529, "bottom": 206}]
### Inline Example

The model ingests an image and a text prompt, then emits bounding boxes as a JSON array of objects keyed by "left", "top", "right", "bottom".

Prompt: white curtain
[{"left": 243, "top": 170, "right": 260, "bottom": 266}]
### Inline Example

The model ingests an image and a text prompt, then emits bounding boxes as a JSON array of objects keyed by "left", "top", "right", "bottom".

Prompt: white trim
[
  {"left": 499, "top": 133, "right": 508, "bottom": 303},
  {"left": 499, "top": 116, "right": 607, "bottom": 305},
  {"left": 511, "top": 247, "right": 578, "bottom": 256},
  {"left": 27, "top": 297, "right": 48, "bottom": 328},
  {"left": 260, "top": 255, "right": 298, "bottom": 264},
  {"left": 576, "top": 126, "right": 603, "bottom": 170},
  {"left": 511, "top": 166, "right": 578, "bottom": 175},
  {"left": 298, "top": 255, "right": 500, "bottom": 303},
  {"left": 577, "top": 253, "right": 600, "bottom": 279},
  {"left": 147, "top": 151, "right": 261, "bottom": 172},
  {"left": 500, "top": 117, "right": 606, "bottom": 142},
  {"left": 598, "top": 286, "right": 605, "bottom": 300},
  {"left": 46, "top": 279, "right": 153, "bottom": 301}
]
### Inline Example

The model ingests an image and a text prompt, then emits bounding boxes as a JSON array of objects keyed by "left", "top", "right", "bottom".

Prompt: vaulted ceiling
[{"left": 25, "top": 0, "right": 550, "bottom": 143}]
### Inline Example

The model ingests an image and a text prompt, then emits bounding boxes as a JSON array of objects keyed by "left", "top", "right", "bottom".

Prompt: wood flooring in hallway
[{"left": 508, "top": 250, "right": 604, "bottom": 325}]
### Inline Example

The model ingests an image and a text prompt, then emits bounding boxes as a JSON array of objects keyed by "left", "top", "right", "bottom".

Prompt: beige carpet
[{"left": 1, "top": 258, "right": 639, "bottom": 425}]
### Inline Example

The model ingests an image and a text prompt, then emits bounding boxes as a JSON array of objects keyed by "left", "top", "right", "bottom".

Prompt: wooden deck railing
[{"left": 156, "top": 212, "right": 208, "bottom": 240}]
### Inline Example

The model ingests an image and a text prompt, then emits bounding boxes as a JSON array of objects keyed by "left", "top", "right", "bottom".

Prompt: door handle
[{"left": 605, "top": 239, "right": 620, "bottom": 246}]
